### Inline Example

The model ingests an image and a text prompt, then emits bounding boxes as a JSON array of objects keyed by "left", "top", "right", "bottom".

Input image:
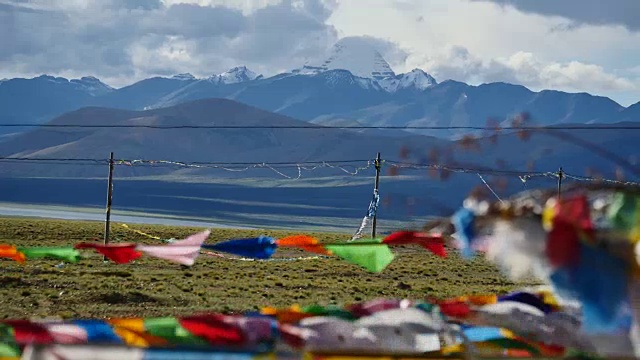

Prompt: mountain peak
[
  {"left": 70, "top": 76, "right": 113, "bottom": 95},
  {"left": 78, "top": 76, "right": 101, "bottom": 82},
  {"left": 208, "top": 66, "right": 261, "bottom": 85},
  {"left": 375, "top": 69, "right": 436, "bottom": 92},
  {"left": 171, "top": 73, "right": 196, "bottom": 81},
  {"left": 295, "top": 37, "right": 396, "bottom": 80}
]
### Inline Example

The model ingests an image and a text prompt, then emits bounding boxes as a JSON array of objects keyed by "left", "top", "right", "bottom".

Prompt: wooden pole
[
  {"left": 103, "top": 152, "right": 115, "bottom": 261},
  {"left": 557, "top": 167, "right": 563, "bottom": 200},
  {"left": 371, "top": 152, "right": 381, "bottom": 238}
]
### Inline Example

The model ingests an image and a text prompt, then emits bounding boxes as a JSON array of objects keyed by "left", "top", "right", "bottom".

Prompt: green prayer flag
[
  {"left": 415, "top": 302, "right": 436, "bottom": 313},
  {"left": 484, "top": 338, "right": 541, "bottom": 356},
  {"left": 0, "top": 343, "right": 20, "bottom": 358},
  {"left": 18, "top": 247, "right": 81, "bottom": 263},
  {"left": 144, "top": 317, "right": 207, "bottom": 346},
  {"left": 302, "top": 304, "right": 355, "bottom": 320},
  {"left": 0, "top": 324, "right": 19, "bottom": 358},
  {"left": 325, "top": 238, "right": 394, "bottom": 273},
  {"left": 607, "top": 192, "right": 640, "bottom": 240}
]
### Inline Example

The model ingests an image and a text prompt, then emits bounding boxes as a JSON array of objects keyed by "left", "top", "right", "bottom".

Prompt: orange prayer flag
[
  {"left": 261, "top": 305, "right": 313, "bottom": 324},
  {"left": 276, "top": 235, "right": 331, "bottom": 256},
  {"left": 0, "top": 245, "right": 26, "bottom": 263},
  {"left": 450, "top": 294, "right": 497, "bottom": 306},
  {"left": 467, "top": 294, "right": 498, "bottom": 305},
  {"left": 108, "top": 318, "right": 168, "bottom": 347}
]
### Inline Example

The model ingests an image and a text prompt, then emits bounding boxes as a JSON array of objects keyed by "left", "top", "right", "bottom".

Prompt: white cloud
[
  {"left": 159, "top": 0, "right": 279, "bottom": 13},
  {"left": 329, "top": 0, "right": 640, "bottom": 105},
  {"left": 411, "top": 46, "right": 636, "bottom": 94},
  {"left": 507, "top": 53, "right": 636, "bottom": 92},
  {"left": 0, "top": 0, "right": 639, "bottom": 105},
  {"left": 472, "top": 0, "right": 640, "bottom": 32},
  {"left": 0, "top": 0, "right": 339, "bottom": 86}
]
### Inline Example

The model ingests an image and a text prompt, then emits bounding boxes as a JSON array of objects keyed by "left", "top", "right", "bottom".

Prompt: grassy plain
[{"left": 0, "top": 217, "right": 532, "bottom": 319}]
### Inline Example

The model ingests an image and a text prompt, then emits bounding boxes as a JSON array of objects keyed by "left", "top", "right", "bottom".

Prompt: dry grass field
[{"left": 0, "top": 217, "right": 534, "bottom": 319}]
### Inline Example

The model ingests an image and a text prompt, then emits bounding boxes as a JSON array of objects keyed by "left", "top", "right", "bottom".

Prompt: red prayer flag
[
  {"left": 3, "top": 320, "right": 55, "bottom": 345},
  {"left": 555, "top": 195, "right": 595, "bottom": 242},
  {"left": 74, "top": 243, "right": 142, "bottom": 264},
  {"left": 383, "top": 231, "right": 447, "bottom": 257},
  {"left": 178, "top": 314, "right": 245, "bottom": 346},
  {"left": 279, "top": 324, "right": 310, "bottom": 348},
  {"left": 546, "top": 219, "right": 580, "bottom": 267},
  {"left": 436, "top": 300, "right": 471, "bottom": 318}
]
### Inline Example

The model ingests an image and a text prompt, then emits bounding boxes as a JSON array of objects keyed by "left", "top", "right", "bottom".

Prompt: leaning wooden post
[
  {"left": 557, "top": 167, "right": 564, "bottom": 200},
  {"left": 103, "top": 152, "right": 115, "bottom": 261},
  {"left": 371, "top": 152, "right": 381, "bottom": 238}
]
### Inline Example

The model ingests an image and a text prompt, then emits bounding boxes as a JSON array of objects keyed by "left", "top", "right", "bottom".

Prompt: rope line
[
  {"left": 2, "top": 156, "right": 640, "bottom": 186},
  {"left": 2, "top": 123, "right": 640, "bottom": 130},
  {"left": 477, "top": 174, "right": 504, "bottom": 204}
]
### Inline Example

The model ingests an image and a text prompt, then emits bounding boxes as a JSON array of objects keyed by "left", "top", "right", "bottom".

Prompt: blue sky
[{"left": 1, "top": 0, "right": 639, "bottom": 106}]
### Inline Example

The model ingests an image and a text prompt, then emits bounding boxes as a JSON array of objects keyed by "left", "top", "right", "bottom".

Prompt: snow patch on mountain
[
  {"left": 171, "top": 73, "right": 197, "bottom": 81},
  {"left": 208, "top": 66, "right": 261, "bottom": 85},
  {"left": 29, "top": 75, "right": 113, "bottom": 96},
  {"left": 378, "top": 69, "right": 437, "bottom": 92},
  {"left": 70, "top": 76, "right": 114, "bottom": 96},
  {"left": 38, "top": 75, "right": 69, "bottom": 85},
  {"left": 319, "top": 70, "right": 381, "bottom": 90}
]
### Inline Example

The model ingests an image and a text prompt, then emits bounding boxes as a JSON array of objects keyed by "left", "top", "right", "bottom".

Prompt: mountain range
[
  {"left": 1, "top": 96, "right": 637, "bottom": 225},
  {"left": 1, "top": 37, "right": 636, "bottom": 140},
  {"left": 1, "top": 97, "right": 637, "bottom": 182}
]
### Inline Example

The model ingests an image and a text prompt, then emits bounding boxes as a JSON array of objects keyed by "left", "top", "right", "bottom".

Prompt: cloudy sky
[{"left": 1, "top": 0, "right": 639, "bottom": 106}]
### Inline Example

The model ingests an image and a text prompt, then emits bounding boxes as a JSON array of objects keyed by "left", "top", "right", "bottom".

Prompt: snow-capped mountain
[
  {"left": 293, "top": 37, "right": 436, "bottom": 93},
  {"left": 295, "top": 37, "right": 397, "bottom": 80},
  {"left": 208, "top": 66, "right": 262, "bottom": 85}
]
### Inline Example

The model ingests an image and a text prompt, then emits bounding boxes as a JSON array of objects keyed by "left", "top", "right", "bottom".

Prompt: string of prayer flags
[
  {"left": 74, "top": 243, "right": 142, "bottom": 264},
  {"left": 443, "top": 189, "right": 640, "bottom": 339},
  {"left": 0, "top": 229, "right": 453, "bottom": 272},
  {"left": 4, "top": 286, "right": 639, "bottom": 358},
  {"left": 204, "top": 235, "right": 277, "bottom": 260}
]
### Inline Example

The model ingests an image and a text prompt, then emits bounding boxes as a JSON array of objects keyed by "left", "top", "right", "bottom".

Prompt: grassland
[{"left": 0, "top": 216, "right": 534, "bottom": 320}]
